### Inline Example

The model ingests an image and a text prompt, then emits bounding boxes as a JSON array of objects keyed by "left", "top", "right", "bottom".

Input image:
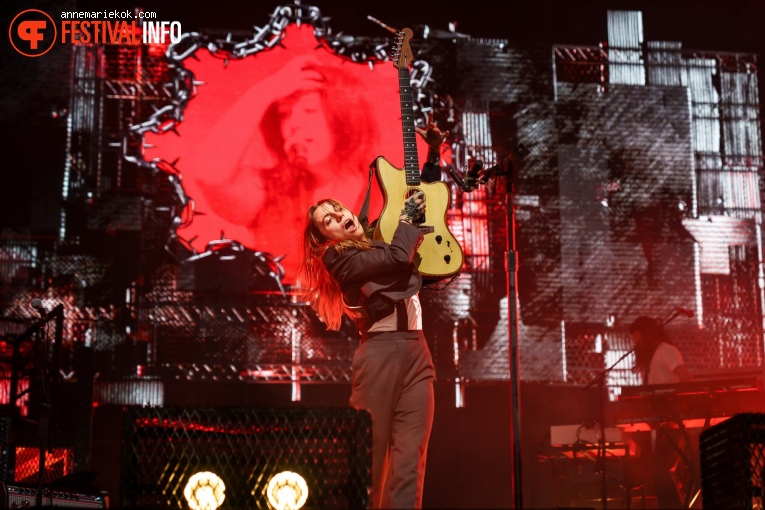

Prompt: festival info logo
[
  {"left": 9, "top": 9, "right": 57, "bottom": 57},
  {"left": 10, "top": 9, "right": 181, "bottom": 57}
]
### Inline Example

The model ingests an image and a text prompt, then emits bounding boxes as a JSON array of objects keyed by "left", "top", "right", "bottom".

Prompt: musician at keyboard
[
  {"left": 631, "top": 316, "right": 692, "bottom": 385},
  {"left": 629, "top": 316, "right": 694, "bottom": 509}
]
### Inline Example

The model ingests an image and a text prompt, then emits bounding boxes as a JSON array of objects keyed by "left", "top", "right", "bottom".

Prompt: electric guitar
[{"left": 372, "top": 28, "right": 463, "bottom": 279}]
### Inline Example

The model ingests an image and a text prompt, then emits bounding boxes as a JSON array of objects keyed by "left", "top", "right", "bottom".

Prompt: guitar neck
[{"left": 399, "top": 67, "right": 421, "bottom": 186}]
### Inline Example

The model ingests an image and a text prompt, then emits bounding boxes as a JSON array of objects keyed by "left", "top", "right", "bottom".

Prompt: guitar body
[
  {"left": 373, "top": 27, "right": 463, "bottom": 280},
  {"left": 373, "top": 156, "right": 463, "bottom": 278}
]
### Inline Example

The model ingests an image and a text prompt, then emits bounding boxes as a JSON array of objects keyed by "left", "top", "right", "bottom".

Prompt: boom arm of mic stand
[
  {"left": 661, "top": 310, "right": 681, "bottom": 326},
  {"left": 585, "top": 348, "right": 635, "bottom": 389},
  {"left": 478, "top": 144, "right": 528, "bottom": 185},
  {"left": 9, "top": 304, "right": 65, "bottom": 346},
  {"left": 47, "top": 304, "right": 64, "bottom": 321},
  {"left": 7, "top": 304, "right": 65, "bottom": 414}
]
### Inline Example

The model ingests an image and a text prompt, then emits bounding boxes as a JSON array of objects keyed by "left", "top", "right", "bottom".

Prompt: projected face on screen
[{"left": 145, "top": 24, "right": 422, "bottom": 282}]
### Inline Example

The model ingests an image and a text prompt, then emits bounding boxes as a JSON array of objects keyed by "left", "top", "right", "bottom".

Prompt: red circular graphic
[
  {"left": 145, "top": 24, "right": 430, "bottom": 282},
  {"left": 9, "top": 9, "right": 57, "bottom": 57}
]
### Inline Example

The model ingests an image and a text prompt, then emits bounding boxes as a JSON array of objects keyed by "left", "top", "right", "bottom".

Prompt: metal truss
[{"left": 159, "top": 362, "right": 352, "bottom": 383}]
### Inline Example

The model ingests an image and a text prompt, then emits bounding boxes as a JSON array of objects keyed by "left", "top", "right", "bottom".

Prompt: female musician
[{"left": 299, "top": 119, "right": 447, "bottom": 509}]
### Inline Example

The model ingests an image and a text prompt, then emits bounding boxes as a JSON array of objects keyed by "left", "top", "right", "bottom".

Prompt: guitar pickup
[{"left": 418, "top": 225, "right": 435, "bottom": 234}]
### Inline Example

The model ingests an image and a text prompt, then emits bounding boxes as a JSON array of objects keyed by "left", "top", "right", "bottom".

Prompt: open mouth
[{"left": 344, "top": 219, "right": 354, "bottom": 231}]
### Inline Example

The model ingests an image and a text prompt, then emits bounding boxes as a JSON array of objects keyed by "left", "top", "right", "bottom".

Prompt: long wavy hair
[
  {"left": 260, "top": 63, "right": 377, "bottom": 170},
  {"left": 629, "top": 316, "right": 671, "bottom": 381},
  {"left": 298, "top": 199, "right": 373, "bottom": 330}
]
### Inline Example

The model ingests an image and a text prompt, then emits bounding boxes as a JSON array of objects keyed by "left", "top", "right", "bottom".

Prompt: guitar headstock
[{"left": 391, "top": 28, "right": 414, "bottom": 70}]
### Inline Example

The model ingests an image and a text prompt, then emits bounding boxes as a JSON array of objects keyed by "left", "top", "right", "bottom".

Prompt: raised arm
[{"left": 415, "top": 112, "right": 449, "bottom": 183}]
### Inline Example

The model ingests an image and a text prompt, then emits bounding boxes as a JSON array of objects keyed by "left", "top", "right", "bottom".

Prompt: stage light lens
[
  {"left": 184, "top": 471, "right": 226, "bottom": 510},
  {"left": 266, "top": 471, "right": 309, "bottom": 510}
]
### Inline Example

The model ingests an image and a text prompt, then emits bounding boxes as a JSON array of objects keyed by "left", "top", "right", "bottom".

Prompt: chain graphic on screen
[{"left": 122, "top": 3, "right": 438, "bottom": 267}]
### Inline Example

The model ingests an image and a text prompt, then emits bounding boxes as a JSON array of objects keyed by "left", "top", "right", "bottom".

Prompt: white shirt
[
  {"left": 647, "top": 343, "right": 685, "bottom": 385},
  {"left": 366, "top": 293, "right": 423, "bottom": 332}
]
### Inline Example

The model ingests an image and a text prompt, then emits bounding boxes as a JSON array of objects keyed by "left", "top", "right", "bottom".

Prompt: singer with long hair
[
  {"left": 629, "top": 316, "right": 693, "bottom": 509},
  {"left": 630, "top": 316, "right": 692, "bottom": 385},
  {"left": 298, "top": 119, "right": 446, "bottom": 509},
  {"left": 301, "top": 195, "right": 431, "bottom": 509}
]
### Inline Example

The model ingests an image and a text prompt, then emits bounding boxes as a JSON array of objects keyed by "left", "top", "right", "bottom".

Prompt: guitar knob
[
  {"left": 435, "top": 235, "right": 442, "bottom": 244},
  {"left": 444, "top": 255, "right": 451, "bottom": 264}
]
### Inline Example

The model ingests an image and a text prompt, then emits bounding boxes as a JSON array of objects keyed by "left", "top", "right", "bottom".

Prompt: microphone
[
  {"left": 477, "top": 143, "right": 529, "bottom": 185},
  {"left": 478, "top": 160, "right": 516, "bottom": 185},
  {"left": 31, "top": 298, "right": 48, "bottom": 321},
  {"left": 450, "top": 143, "right": 529, "bottom": 191},
  {"left": 448, "top": 160, "right": 484, "bottom": 193},
  {"left": 447, "top": 166, "right": 467, "bottom": 191},
  {"left": 463, "top": 160, "right": 483, "bottom": 191},
  {"left": 677, "top": 307, "right": 694, "bottom": 318}
]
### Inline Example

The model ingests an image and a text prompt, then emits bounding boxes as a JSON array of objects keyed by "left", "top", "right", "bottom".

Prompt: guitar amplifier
[{"left": 0, "top": 482, "right": 106, "bottom": 508}]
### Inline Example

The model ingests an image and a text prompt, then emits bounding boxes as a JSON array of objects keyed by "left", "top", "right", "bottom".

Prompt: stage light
[
  {"left": 266, "top": 471, "right": 309, "bottom": 510},
  {"left": 183, "top": 471, "right": 226, "bottom": 510}
]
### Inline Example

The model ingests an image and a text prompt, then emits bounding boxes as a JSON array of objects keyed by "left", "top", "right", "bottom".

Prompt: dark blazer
[{"left": 323, "top": 222, "right": 424, "bottom": 326}]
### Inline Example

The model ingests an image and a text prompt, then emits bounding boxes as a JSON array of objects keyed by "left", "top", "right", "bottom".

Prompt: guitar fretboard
[{"left": 399, "top": 67, "right": 420, "bottom": 186}]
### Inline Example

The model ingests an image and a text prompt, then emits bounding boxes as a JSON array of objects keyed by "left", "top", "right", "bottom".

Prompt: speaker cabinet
[
  {"left": 700, "top": 412, "right": 765, "bottom": 509},
  {"left": 122, "top": 407, "right": 371, "bottom": 509}
]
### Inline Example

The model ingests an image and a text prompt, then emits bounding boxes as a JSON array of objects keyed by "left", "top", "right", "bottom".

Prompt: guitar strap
[{"left": 358, "top": 162, "right": 376, "bottom": 230}]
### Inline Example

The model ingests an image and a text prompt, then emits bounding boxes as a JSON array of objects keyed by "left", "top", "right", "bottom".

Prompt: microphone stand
[
  {"left": 29, "top": 305, "right": 63, "bottom": 507},
  {"left": 33, "top": 311, "right": 49, "bottom": 508},
  {"left": 579, "top": 308, "right": 689, "bottom": 509},
  {"left": 585, "top": 347, "right": 636, "bottom": 510},
  {"left": 503, "top": 161, "right": 524, "bottom": 510},
  {"left": 450, "top": 146, "right": 527, "bottom": 508}
]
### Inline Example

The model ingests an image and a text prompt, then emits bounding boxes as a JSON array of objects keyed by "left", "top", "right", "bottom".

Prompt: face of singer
[
  {"left": 631, "top": 331, "right": 643, "bottom": 346},
  {"left": 312, "top": 202, "right": 365, "bottom": 242},
  {"left": 279, "top": 91, "right": 332, "bottom": 168}
]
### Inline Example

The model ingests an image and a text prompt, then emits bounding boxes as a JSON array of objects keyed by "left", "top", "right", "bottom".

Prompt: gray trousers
[{"left": 350, "top": 331, "right": 436, "bottom": 509}]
